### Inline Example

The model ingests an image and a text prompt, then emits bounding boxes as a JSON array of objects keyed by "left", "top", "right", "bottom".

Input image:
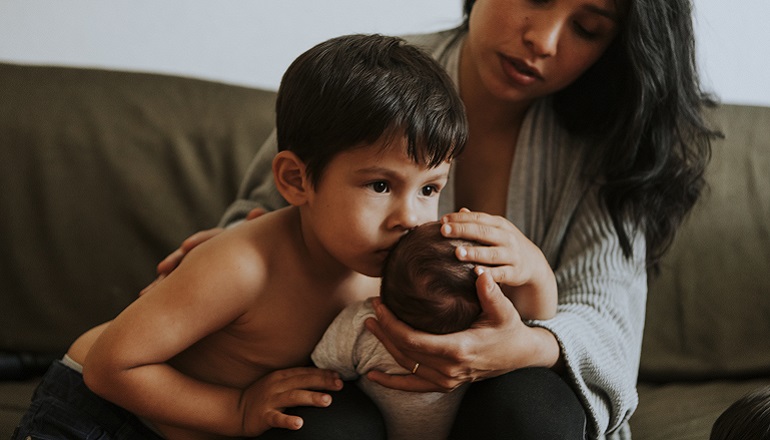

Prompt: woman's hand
[
  {"left": 238, "top": 367, "right": 343, "bottom": 436},
  {"left": 364, "top": 271, "right": 561, "bottom": 393},
  {"left": 441, "top": 209, "right": 557, "bottom": 319},
  {"left": 139, "top": 208, "right": 266, "bottom": 296}
]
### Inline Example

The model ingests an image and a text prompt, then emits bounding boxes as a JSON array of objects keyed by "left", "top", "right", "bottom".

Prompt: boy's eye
[
  {"left": 421, "top": 185, "right": 439, "bottom": 196},
  {"left": 369, "top": 181, "right": 390, "bottom": 193}
]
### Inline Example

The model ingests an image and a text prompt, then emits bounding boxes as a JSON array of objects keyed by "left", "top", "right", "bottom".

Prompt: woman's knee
[{"left": 450, "top": 367, "right": 586, "bottom": 440}]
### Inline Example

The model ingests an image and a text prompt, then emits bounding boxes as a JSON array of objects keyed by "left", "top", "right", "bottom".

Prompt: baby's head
[{"left": 380, "top": 221, "right": 481, "bottom": 334}]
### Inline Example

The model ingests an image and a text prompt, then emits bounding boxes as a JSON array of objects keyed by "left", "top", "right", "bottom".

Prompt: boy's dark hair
[
  {"left": 710, "top": 386, "right": 770, "bottom": 440},
  {"left": 275, "top": 34, "right": 467, "bottom": 186},
  {"left": 380, "top": 221, "right": 481, "bottom": 334}
]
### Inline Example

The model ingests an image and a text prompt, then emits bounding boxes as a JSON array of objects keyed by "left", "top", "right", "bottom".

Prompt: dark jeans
[
  {"left": 450, "top": 367, "right": 587, "bottom": 439},
  {"left": 13, "top": 360, "right": 163, "bottom": 440},
  {"left": 257, "top": 381, "right": 386, "bottom": 439},
  {"left": 13, "top": 360, "right": 385, "bottom": 440},
  {"left": 15, "top": 364, "right": 584, "bottom": 440},
  {"left": 260, "top": 367, "right": 586, "bottom": 439}
]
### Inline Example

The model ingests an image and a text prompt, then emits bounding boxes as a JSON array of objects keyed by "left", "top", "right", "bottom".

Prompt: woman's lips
[{"left": 499, "top": 54, "right": 543, "bottom": 86}]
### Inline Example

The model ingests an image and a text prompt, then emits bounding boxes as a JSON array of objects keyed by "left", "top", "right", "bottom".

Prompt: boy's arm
[
  {"left": 84, "top": 233, "right": 258, "bottom": 435},
  {"left": 84, "top": 232, "right": 333, "bottom": 436}
]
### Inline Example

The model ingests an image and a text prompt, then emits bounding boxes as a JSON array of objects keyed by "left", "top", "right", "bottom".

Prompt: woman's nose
[{"left": 523, "top": 14, "right": 562, "bottom": 58}]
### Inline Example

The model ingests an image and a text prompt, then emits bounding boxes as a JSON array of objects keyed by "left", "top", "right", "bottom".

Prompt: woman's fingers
[
  {"left": 365, "top": 368, "right": 454, "bottom": 393},
  {"left": 474, "top": 270, "right": 516, "bottom": 324},
  {"left": 156, "top": 228, "right": 224, "bottom": 275},
  {"left": 367, "top": 298, "right": 429, "bottom": 357},
  {"left": 366, "top": 300, "right": 482, "bottom": 391}
]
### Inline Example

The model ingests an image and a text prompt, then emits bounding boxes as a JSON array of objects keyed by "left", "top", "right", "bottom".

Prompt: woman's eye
[
  {"left": 573, "top": 20, "right": 607, "bottom": 40},
  {"left": 574, "top": 24, "right": 598, "bottom": 39},
  {"left": 421, "top": 185, "right": 439, "bottom": 196},
  {"left": 369, "top": 181, "right": 389, "bottom": 193}
]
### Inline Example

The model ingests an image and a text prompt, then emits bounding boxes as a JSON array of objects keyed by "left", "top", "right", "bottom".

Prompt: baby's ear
[{"left": 273, "top": 151, "right": 311, "bottom": 206}]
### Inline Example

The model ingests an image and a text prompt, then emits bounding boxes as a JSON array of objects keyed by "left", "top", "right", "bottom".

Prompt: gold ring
[{"left": 411, "top": 362, "right": 420, "bottom": 374}]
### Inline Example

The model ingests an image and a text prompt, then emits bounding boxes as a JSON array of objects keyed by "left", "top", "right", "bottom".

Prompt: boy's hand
[{"left": 238, "top": 367, "right": 343, "bottom": 436}]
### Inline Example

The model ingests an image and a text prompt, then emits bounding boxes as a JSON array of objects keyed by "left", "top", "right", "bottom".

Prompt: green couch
[{"left": 1, "top": 62, "right": 768, "bottom": 439}]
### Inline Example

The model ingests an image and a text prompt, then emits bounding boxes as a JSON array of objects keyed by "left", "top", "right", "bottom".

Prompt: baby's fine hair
[
  {"left": 275, "top": 34, "right": 467, "bottom": 186},
  {"left": 710, "top": 386, "right": 770, "bottom": 440},
  {"left": 380, "top": 221, "right": 481, "bottom": 335}
]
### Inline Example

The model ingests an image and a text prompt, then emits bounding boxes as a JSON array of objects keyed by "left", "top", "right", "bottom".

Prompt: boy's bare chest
[{"left": 172, "top": 276, "right": 376, "bottom": 388}]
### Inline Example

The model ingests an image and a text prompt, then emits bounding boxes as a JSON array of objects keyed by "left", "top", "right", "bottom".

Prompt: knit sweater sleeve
[
  {"left": 218, "top": 129, "right": 288, "bottom": 227},
  {"left": 530, "top": 186, "right": 647, "bottom": 439}
]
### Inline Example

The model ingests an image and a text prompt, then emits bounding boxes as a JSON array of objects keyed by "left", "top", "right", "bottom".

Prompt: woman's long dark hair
[{"left": 461, "top": 0, "right": 722, "bottom": 268}]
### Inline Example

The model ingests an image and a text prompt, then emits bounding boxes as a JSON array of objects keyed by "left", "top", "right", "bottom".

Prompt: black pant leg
[
  {"left": 450, "top": 367, "right": 587, "bottom": 440},
  {"left": 257, "top": 380, "right": 386, "bottom": 439}
]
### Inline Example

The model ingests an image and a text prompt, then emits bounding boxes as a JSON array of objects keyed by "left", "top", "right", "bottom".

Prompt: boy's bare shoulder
[
  {"left": 212, "top": 207, "right": 296, "bottom": 249},
  {"left": 225, "top": 208, "right": 298, "bottom": 249},
  {"left": 179, "top": 207, "right": 301, "bottom": 295}
]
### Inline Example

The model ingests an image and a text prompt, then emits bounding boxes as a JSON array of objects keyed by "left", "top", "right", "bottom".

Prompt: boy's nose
[{"left": 388, "top": 199, "right": 421, "bottom": 231}]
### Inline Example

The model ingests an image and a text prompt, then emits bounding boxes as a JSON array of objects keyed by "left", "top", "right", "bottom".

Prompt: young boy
[
  {"left": 13, "top": 33, "right": 466, "bottom": 440},
  {"left": 311, "top": 221, "right": 556, "bottom": 440}
]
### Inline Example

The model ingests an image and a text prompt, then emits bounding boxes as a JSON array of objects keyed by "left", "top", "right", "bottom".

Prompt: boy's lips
[{"left": 375, "top": 242, "right": 399, "bottom": 258}]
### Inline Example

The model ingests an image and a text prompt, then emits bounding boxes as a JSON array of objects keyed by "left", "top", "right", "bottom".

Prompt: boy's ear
[{"left": 273, "top": 151, "right": 311, "bottom": 206}]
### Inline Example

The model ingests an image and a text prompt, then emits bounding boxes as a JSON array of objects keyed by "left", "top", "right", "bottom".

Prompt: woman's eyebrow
[{"left": 584, "top": 4, "right": 619, "bottom": 22}]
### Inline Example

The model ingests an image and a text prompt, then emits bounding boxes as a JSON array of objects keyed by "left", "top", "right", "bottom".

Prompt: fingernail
[
  {"left": 457, "top": 246, "right": 467, "bottom": 258},
  {"left": 474, "top": 266, "right": 484, "bottom": 275},
  {"left": 442, "top": 224, "right": 452, "bottom": 236}
]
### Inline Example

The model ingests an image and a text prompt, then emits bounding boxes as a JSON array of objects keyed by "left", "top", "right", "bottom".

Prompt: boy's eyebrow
[
  {"left": 355, "top": 166, "right": 407, "bottom": 177},
  {"left": 355, "top": 166, "right": 449, "bottom": 180}
]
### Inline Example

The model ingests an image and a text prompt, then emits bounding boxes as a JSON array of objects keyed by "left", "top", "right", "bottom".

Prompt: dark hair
[
  {"left": 710, "top": 386, "right": 770, "bottom": 440},
  {"left": 276, "top": 34, "right": 467, "bottom": 186},
  {"left": 461, "top": 0, "right": 721, "bottom": 268},
  {"left": 380, "top": 221, "right": 481, "bottom": 334}
]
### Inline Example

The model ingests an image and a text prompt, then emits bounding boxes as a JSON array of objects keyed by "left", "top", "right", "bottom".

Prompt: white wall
[{"left": 0, "top": 0, "right": 767, "bottom": 106}]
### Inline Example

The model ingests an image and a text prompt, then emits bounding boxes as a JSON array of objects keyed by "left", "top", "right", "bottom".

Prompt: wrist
[{"left": 519, "top": 325, "right": 562, "bottom": 371}]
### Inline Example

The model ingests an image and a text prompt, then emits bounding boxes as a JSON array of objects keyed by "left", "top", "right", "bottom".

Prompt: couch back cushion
[
  {"left": 0, "top": 63, "right": 276, "bottom": 353},
  {"left": 640, "top": 104, "right": 770, "bottom": 380}
]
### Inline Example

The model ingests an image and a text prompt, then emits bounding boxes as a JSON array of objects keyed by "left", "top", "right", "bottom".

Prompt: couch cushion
[
  {"left": 631, "top": 378, "right": 770, "bottom": 440},
  {"left": 0, "top": 378, "right": 39, "bottom": 439},
  {"left": 0, "top": 63, "right": 276, "bottom": 354},
  {"left": 640, "top": 104, "right": 770, "bottom": 380}
]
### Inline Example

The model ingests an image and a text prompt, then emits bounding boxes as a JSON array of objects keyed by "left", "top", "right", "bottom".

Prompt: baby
[{"left": 312, "top": 221, "right": 556, "bottom": 439}]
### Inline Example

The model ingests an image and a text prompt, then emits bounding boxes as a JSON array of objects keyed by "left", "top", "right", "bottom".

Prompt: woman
[{"left": 154, "top": 0, "right": 719, "bottom": 438}]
